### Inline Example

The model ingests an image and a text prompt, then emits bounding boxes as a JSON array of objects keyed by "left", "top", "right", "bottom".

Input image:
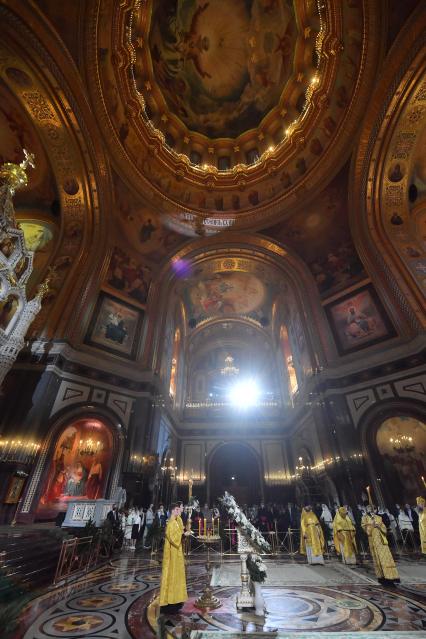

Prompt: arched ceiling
[
  {"left": 85, "top": 0, "right": 384, "bottom": 234},
  {"left": 173, "top": 254, "right": 287, "bottom": 329}
]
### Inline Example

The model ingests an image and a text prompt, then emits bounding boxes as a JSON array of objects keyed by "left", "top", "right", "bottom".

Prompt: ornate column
[{"left": 0, "top": 150, "right": 52, "bottom": 387}]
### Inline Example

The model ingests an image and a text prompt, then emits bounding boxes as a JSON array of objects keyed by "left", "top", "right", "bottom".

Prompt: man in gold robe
[
  {"left": 159, "top": 502, "right": 191, "bottom": 614},
  {"left": 361, "top": 505, "right": 399, "bottom": 585},
  {"left": 333, "top": 506, "right": 357, "bottom": 565},
  {"left": 416, "top": 496, "right": 426, "bottom": 554},
  {"left": 300, "top": 505, "right": 325, "bottom": 565}
]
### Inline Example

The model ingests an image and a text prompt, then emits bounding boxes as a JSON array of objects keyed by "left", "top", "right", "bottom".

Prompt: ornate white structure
[
  {"left": 236, "top": 530, "right": 255, "bottom": 610},
  {"left": 62, "top": 499, "right": 116, "bottom": 528},
  {"left": 0, "top": 150, "right": 51, "bottom": 387}
]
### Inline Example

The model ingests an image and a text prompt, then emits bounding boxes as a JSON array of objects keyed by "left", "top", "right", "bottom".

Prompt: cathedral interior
[{"left": 0, "top": 1, "right": 425, "bottom": 638}]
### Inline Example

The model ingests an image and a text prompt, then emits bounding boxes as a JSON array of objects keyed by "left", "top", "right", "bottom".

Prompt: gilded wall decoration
[
  {"left": 0, "top": 3, "right": 112, "bottom": 342},
  {"left": 350, "top": 7, "right": 426, "bottom": 331}
]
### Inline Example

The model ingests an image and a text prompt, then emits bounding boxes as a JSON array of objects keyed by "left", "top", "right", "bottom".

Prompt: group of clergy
[{"left": 300, "top": 496, "right": 426, "bottom": 585}]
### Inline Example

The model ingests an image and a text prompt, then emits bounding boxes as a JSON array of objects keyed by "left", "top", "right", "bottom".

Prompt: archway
[
  {"left": 368, "top": 415, "right": 426, "bottom": 505},
  {"left": 208, "top": 442, "right": 262, "bottom": 506}
]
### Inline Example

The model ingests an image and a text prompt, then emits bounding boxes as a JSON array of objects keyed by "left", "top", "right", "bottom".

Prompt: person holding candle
[
  {"left": 361, "top": 504, "right": 399, "bottom": 585},
  {"left": 159, "top": 502, "right": 191, "bottom": 614}
]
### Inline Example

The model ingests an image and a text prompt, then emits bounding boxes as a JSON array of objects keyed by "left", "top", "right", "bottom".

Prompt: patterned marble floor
[{"left": 9, "top": 556, "right": 426, "bottom": 639}]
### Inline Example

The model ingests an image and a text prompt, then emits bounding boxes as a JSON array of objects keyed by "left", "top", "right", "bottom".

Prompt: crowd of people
[{"left": 105, "top": 496, "right": 426, "bottom": 577}]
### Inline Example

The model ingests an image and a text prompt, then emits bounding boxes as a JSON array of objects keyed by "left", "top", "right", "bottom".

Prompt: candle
[
  {"left": 366, "top": 485, "right": 372, "bottom": 506},
  {"left": 198, "top": 519, "right": 201, "bottom": 536},
  {"left": 204, "top": 518, "right": 206, "bottom": 535}
]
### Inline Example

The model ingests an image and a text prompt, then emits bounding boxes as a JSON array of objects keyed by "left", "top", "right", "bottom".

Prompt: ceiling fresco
[
  {"left": 148, "top": 0, "right": 298, "bottom": 138},
  {"left": 177, "top": 256, "right": 286, "bottom": 326},
  {"left": 188, "top": 271, "right": 265, "bottom": 316},
  {"left": 112, "top": 171, "right": 187, "bottom": 265},
  {"left": 17, "top": 215, "right": 58, "bottom": 288},
  {"left": 264, "top": 164, "right": 366, "bottom": 299},
  {"left": 87, "top": 0, "right": 383, "bottom": 231}
]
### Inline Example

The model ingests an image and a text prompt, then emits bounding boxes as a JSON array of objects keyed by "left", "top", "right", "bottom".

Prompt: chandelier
[
  {"left": 221, "top": 354, "right": 239, "bottom": 376},
  {"left": 161, "top": 457, "right": 178, "bottom": 477},
  {"left": 389, "top": 434, "right": 415, "bottom": 454},
  {"left": 78, "top": 432, "right": 103, "bottom": 457}
]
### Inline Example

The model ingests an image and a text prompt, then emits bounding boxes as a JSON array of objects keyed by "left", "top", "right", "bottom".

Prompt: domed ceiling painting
[
  {"left": 88, "top": 0, "right": 382, "bottom": 231},
  {"left": 148, "top": 0, "right": 297, "bottom": 139}
]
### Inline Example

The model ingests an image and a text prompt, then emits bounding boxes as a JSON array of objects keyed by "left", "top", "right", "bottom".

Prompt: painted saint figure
[
  {"left": 333, "top": 506, "right": 357, "bottom": 565},
  {"left": 417, "top": 496, "right": 426, "bottom": 554},
  {"left": 361, "top": 506, "right": 399, "bottom": 585},
  {"left": 300, "top": 505, "right": 325, "bottom": 565},
  {"left": 86, "top": 460, "right": 103, "bottom": 500},
  {"left": 159, "top": 502, "right": 191, "bottom": 614}
]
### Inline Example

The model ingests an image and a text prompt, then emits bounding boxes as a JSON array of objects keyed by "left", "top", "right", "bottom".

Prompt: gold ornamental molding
[
  {"left": 350, "top": 4, "right": 426, "bottom": 333},
  {"left": 0, "top": 1, "right": 113, "bottom": 342},
  {"left": 83, "top": 0, "right": 385, "bottom": 232}
]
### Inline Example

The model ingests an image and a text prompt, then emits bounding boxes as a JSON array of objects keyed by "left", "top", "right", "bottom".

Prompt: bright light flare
[{"left": 228, "top": 379, "right": 260, "bottom": 408}]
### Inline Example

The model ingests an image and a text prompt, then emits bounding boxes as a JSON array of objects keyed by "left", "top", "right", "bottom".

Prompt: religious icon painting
[
  {"left": 85, "top": 291, "right": 144, "bottom": 358},
  {"left": 36, "top": 418, "right": 114, "bottom": 519},
  {"left": 324, "top": 284, "right": 396, "bottom": 355},
  {"left": 103, "top": 245, "right": 151, "bottom": 308}
]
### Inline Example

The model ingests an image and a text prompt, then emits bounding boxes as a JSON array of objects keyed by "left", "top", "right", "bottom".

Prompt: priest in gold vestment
[
  {"left": 159, "top": 502, "right": 191, "bottom": 613},
  {"left": 361, "top": 506, "right": 399, "bottom": 584},
  {"left": 300, "top": 506, "right": 325, "bottom": 565},
  {"left": 417, "top": 496, "right": 426, "bottom": 554},
  {"left": 333, "top": 506, "right": 357, "bottom": 565}
]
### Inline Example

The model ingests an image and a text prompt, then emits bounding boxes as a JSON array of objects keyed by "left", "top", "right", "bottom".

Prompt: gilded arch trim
[{"left": 0, "top": 2, "right": 112, "bottom": 341}]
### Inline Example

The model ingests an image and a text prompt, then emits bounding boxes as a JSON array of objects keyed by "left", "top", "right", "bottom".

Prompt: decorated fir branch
[
  {"left": 219, "top": 491, "right": 271, "bottom": 554},
  {"left": 246, "top": 553, "right": 267, "bottom": 584}
]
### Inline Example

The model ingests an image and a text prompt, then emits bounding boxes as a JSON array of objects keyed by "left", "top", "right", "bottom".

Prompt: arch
[
  {"left": 18, "top": 406, "right": 124, "bottom": 523},
  {"left": 207, "top": 440, "right": 263, "bottom": 505},
  {"left": 359, "top": 398, "right": 426, "bottom": 507},
  {"left": 350, "top": 5, "right": 426, "bottom": 333},
  {"left": 145, "top": 233, "right": 332, "bottom": 381},
  {"left": 185, "top": 318, "right": 281, "bottom": 405},
  {"left": 0, "top": 3, "right": 112, "bottom": 342}
]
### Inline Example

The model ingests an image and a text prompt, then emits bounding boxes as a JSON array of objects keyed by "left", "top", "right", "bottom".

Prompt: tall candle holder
[{"left": 194, "top": 538, "right": 221, "bottom": 610}]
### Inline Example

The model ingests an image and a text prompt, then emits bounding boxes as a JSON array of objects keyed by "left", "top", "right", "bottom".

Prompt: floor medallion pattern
[{"left": 10, "top": 556, "right": 426, "bottom": 639}]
